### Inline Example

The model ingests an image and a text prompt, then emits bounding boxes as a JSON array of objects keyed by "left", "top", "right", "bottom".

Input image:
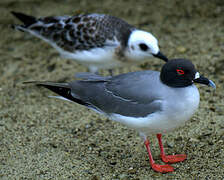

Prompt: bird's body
[
  {"left": 61, "top": 71, "right": 200, "bottom": 134},
  {"left": 12, "top": 12, "right": 168, "bottom": 73},
  {"left": 26, "top": 59, "right": 215, "bottom": 173},
  {"left": 108, "top": 78, "right": 200, "bottom": 134}
]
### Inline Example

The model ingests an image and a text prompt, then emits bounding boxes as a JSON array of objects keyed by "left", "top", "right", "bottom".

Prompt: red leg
[
  {"left": 144, "top": 139, "right": 174, "bottom": 173},
  {"left": 157, "top": 134, "right": 187, "bottom": 164}
]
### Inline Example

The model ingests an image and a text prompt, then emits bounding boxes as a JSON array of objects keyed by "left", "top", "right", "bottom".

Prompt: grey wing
[
  {"left": 70, "top": 71, "right": 163, "bottom": 117},
  {"left": 106, "top": 70, "right": 163, "bottom": 104},
  {"left": 75, "top": 72, "right": 111, "bottom": 81}
]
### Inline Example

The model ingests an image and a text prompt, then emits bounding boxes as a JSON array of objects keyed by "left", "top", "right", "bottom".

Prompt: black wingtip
[
  {"left": 40, "top": 83, "right": 89, "bottom": 106},
  {"left": 25, "top": 81, "right": 89, "bottom": 106},
  {"left": 11, "top": 11, "right": 37, "bottom": 26}
]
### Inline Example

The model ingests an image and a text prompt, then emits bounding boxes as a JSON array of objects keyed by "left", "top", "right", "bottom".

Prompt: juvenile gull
[{"left": 12, "top": 11, "right": 168, "bottom": 74}]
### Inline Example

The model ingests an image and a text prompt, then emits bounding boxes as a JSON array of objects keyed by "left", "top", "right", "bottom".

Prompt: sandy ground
[{"left": 1, "top": 0, "right": 224, "bottom": 179}]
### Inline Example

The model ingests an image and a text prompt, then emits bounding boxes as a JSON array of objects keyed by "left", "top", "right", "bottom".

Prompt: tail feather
[
  {"left": 24, "top": 81, "right": 89, "bottom": 106},
  {"left": 11, "top": 11, "right": 37, "bottom": 27}
]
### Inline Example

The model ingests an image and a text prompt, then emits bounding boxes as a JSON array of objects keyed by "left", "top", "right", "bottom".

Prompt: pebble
[
  {"left": 127, "top": 167, "right": 136, "bottom": 174},
  {"left": 177, "top": 46, "right": 187, "bottom": 53},
  {"left": 91, "top": 175, "right": 100, "bottom": 180},
  {"left": 167, "top": 141, "right": 174, "bottom": 148},
  {"left": 190, "top": 138, "right": 200, "bottom": 142},
  {"left": 118, "top": 173, "right": 128, "bottom": 179}
]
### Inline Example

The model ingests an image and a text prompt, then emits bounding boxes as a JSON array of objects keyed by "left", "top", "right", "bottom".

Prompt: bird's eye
[
  {"left": 176, "top": 69, "right": 185, "bottom": 75},
  {"left": 139, "top": 43, "right": 148, "bottom": 51}
]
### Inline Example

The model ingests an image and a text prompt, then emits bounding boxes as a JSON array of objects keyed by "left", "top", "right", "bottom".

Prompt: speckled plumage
[
  {"left": 12, "top": 12, "right": 167, "bottom": 73},
  {"left": 13, "top": 12, "right": 135, "bottom": 53}
]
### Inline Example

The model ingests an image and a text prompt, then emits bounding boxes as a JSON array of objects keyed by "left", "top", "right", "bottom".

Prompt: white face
[
  {"left": 194, "top": 72, "right": 200, "bottom": 79},
  {"left": 126, "top": 30, "right": 160, "bottom": 61}
]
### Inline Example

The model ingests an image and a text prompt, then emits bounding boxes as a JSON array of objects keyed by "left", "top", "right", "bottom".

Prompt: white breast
[
  {"left": 157, "top": 85, "right": 200, "bottom": 133},
  {"left": 109, "top": 85, "right": 200, "bottom": 135},
  {"left": 56, "top": 40, "right": 123, "bottom": 71}
]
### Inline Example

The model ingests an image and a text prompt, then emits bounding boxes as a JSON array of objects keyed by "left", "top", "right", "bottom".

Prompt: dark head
[{"left": 160, "top": 59, "right": 216, "bottom": 88}]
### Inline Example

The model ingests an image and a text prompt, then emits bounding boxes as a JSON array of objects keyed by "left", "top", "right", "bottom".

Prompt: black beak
[
  {"left": 193, "top": 75, "right": 216, "bottom": 89},
  {"left": 153, "top": 51, "right": 168, "bottom": 62}
]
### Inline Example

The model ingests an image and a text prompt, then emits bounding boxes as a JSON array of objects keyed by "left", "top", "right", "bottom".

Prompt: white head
[{"left": 126, "top": 30, "right": 168, "bottom": 62}]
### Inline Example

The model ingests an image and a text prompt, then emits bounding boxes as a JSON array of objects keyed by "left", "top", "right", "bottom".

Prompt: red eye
[{"left": 176, "top": 69, "right": 185, "bottom": 75}]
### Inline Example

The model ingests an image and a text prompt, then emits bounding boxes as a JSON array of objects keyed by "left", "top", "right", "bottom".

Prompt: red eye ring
[{"left": 176, "top": 69, "right": 185, "bottom": 75}]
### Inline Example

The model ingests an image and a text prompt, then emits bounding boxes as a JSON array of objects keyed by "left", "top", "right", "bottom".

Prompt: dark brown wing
[{"left": 12, "top": 12, "right": 135, "bottom": 52}]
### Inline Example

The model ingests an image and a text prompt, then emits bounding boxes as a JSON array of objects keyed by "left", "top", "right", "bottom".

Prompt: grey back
[{"left": 70, "top": 71, "right": 164, "bottom": 117}]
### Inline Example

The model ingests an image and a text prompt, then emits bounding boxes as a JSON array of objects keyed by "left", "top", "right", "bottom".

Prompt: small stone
[
  {"left": 190, "top": 138, "right": 200, "bottom": 142},
  {"left": 209, "top": 107, "right": 215, "bottom": 112},
  {"left": 91, "top": 175, "right": 100, "bottom": 180},
  {"left": 216, "top": 107, "right": 223, "bottom": 115},
  {"left": 118, "top": 173, "right": 128, "bottom": 179},
  {"left": 47, "top": 63, "right": 56, "bottom": 72},
  {"left": 167, "top": 142, "right": 174, "bottom": 148},
  {"left": 175, "top": 136, "right": 183, "bottom": 141},
  {"left": 110, "top": 161, "right": 117, "bottom": 165},
  {"left": 177, "top": 46, "right": 187, "bottom": 53},
  {"left": 208, "top": 141, "right": 214, "bottom": 145},
  {"left": 127, "top": 167, "right": 136, "bottom": 174}
]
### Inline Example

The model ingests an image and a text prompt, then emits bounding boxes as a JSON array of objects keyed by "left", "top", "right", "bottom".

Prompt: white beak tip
[{"left": 209, "top": 80, "right": 216, "bottom": 89}]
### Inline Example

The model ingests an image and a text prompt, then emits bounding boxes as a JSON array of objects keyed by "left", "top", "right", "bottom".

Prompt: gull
[
  {"left": 12, "top": 11, "right": 168, "bottom": 74},
  {"left": 25, "top": 59, "right": 215, "bottom": 173}
]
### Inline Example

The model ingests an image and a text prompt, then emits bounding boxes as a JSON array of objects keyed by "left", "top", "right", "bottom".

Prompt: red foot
[
  {"left": 151, "top": 163, "right": 174, "bottom": 173},
  {"left": 161, "top": 154, "right": 187, "bottom": 164}
]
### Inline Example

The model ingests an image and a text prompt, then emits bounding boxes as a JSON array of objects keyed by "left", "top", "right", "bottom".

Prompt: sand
[{"left": 0, "top": 0, "right": 224, "bottom": 179}]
